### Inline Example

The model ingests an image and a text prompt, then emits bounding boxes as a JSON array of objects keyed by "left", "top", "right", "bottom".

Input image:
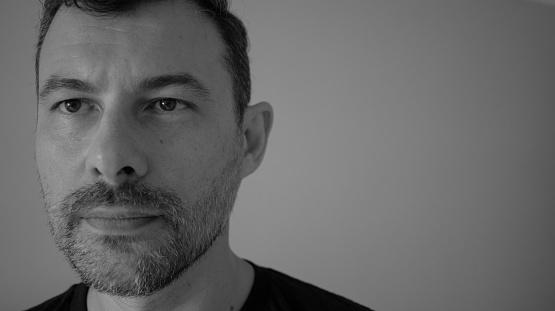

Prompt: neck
[{"left": 87, "top": 230, "right": 254, "bottom": 311}]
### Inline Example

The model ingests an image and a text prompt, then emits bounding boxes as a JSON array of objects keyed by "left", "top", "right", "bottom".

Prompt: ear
[{"left": 240, "top": 101, "right": 273, "bottom": 179}]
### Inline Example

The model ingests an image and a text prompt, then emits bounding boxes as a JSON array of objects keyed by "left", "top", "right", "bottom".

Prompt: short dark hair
[{"left": 36, "top": 0, "right": 251, "bottom": 125}]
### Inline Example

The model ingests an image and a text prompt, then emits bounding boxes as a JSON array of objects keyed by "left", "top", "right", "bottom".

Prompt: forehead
[{"left": 39, "top": 1, "right": 229, "bottom": 96}]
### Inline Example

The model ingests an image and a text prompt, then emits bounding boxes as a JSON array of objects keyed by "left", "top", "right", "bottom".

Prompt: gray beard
[{"left": 40, "top": 151, "right": 242, "bottom": 297}]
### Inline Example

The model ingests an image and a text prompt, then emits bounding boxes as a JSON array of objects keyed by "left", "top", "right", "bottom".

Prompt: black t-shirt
[{"left": 25, "top": 262, "right": 372, "bottom": 311}]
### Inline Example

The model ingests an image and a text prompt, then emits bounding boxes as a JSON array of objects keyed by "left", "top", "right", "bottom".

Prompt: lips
[
  {"left": 81, "top": 207, "right": 164, "bottom": 235},
  {"left": 86, "top": 216, "right": 158, "bottom": 229}
]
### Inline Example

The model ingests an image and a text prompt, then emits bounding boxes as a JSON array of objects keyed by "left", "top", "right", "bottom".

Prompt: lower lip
[{"left": 83, "top": 216, "right": 162, "bottom": 235}]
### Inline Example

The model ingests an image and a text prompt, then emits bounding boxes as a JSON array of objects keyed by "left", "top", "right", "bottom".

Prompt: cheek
[
  {"left": 156, "top": 137, "right": 207, "bottom": 179},
  {"left": 36, "top": 113, "right": 90, "bottom": 156},
  {"left": 154, "top": 132, "right": 230, "bottom": 189},
  {"left": 36, "top": 123, "right": 87, "bottom": 195}
]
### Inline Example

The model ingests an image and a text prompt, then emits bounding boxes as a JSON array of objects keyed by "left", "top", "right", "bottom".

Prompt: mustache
[{"left": 58, "top": 182, "right": 184, "bottom": 217}]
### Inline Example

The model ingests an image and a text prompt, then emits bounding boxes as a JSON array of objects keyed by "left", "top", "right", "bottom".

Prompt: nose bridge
[{"left": 86, "top": 107, "right": 148, "bottom": 185}]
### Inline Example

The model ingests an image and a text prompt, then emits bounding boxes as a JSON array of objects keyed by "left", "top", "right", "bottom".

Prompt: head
[{"left": 34, "top": 0, "right": 272, "bottom": 297}]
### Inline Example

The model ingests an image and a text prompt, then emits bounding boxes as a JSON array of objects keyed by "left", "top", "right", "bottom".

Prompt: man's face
[{"left": 35, "top": 2, "right": 242, "bottom": 296}]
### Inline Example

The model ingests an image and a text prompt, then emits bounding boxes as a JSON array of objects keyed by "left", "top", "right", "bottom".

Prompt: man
[{"left": 29, "top": 0, "right": 372, "bottom": 310}]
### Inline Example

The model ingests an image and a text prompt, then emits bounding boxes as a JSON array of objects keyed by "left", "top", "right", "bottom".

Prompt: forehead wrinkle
[
  {"left": 64, "top": 28, "right": 157, "bottom": 48},
  {"left": 55, "top": 42, "right": 122, "bottom": 50},
  {"left": 80, "top": 24, "right": 161, "bottom": 37}
]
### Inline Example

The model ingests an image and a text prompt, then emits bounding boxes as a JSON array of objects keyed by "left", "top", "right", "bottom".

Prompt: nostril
[{"left": 120, "top": 166, "right": 135, "bottom": 175}]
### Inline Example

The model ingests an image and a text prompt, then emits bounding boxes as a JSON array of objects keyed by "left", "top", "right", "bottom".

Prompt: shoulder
[
  {"left": 267, "top": 268, "right": 372, "bottom": 311},
  {"left": 247, "top": 262, "right": 373, "bottom": 311},
  {"left": 24, "top": 284, "right": 89, "bottom": 311}
]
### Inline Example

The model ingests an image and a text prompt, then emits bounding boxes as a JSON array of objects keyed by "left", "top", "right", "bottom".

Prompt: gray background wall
[{"left": 1, "top": 0, "right": 554, "bottom": 310}]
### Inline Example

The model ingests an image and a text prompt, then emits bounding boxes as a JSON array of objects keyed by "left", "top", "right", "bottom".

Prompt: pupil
[
  {"left": 65, "top": 100, "right": 81, "bottom": 113},
  {"left": 160, "top": 99, "right": 177, "bottom": 111}
]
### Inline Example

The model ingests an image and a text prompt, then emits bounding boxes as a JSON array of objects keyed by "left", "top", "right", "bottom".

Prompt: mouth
[{"left": 81, "top": 208, "right": 164, "bottom": 235}]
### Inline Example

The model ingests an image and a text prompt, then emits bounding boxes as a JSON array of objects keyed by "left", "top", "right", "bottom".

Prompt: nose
[{"left": 85, "top": 112, "right": 148, "bottom": 186}]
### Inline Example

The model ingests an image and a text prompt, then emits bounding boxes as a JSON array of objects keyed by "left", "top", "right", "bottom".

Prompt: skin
[{"left": 35, "top": 2, "right": 273, "bottom": 311}]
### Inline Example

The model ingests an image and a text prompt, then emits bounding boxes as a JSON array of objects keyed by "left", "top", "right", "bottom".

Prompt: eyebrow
[
  {"left": 39, "top": 76, "right": 97, "bottom": 101},
  {"left": 137, "top": 73, "right": 212, "bottom": 100},
  {"left": 38, "top": 73, "right": 212, "bottom": 102}
]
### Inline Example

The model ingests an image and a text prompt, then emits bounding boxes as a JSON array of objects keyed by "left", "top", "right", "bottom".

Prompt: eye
[
  {"left": 55, "top": 99, "right": 92, "bottom": 114},
  {"left": 147, "top": 98, "right": 194, "bottom": 113}
]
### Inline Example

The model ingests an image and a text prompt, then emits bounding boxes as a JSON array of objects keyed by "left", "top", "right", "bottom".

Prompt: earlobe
[{"left": 240, "top": 101, "right": 273, "bottom": 179}]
